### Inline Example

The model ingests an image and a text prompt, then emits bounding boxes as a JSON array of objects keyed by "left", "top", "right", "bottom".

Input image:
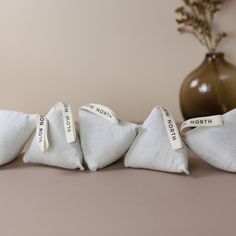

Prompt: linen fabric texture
[
  {"left": 23, "top": 105, "right": 84, "bottom": 170},
  {"left": 124, "top": 107, "right": 189, "bottom": 174},
  {"left": 0, "top": 110, "right": 36, "bottom": 166},
  {"left": 79, "top": 109, "right": 138, "bottom": 171},
  {"left": 183, "top": 109, "right": 236, "bottom": 172}
]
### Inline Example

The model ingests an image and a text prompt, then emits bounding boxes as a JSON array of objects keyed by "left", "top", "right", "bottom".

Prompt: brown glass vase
[{"left": 180, "top": 53, "right": 236, "bottom": 120}]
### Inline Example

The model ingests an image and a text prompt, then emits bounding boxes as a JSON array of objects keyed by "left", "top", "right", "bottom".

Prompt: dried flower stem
[{"left": 175, "top": 0, "right": 227, "bottom": 52}]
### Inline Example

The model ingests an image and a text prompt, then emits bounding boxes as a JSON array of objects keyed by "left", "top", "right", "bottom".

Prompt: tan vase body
[{"left": 180, "top": 53, "right": 236, "bottom": 120}]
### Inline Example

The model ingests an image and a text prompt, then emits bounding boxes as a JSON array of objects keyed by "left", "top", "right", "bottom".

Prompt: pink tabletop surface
[{"left": 0, "top": 153, "right": 236, "bottom": 236}]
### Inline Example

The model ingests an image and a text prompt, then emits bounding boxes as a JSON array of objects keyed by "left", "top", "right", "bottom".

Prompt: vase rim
[
  {"left": 205, "top": 52, "right": 224, "bottom": 61},
  {"left": 206, "top": 52, "right": 224, "bottom": 56}
]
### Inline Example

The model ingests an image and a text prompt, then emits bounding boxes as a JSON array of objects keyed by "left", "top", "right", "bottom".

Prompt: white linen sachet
[
  {"left": 23, "top": 103, "right": 84, "bottom": 170},
  {"left": 0, "top": 110, "right": 36, "bottom": 166},
  {"left": 124, "top": 107, "right": 189, "bottom": 174},
  {"left": 181, "top": 109, "right": 236, "bottom": 172},
  {"left": 79, "top": 103, "right": 138, "bottom": 171}
]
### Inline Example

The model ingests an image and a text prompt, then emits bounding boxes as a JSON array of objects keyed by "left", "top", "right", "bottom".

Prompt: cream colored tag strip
[
  {"left": 57, "top": 102, "right": 76, "bottom": 143},
  {"left": 37, "top": 115, "right": 49, "bottom": 152},
  {"left": 158, "top": 106, "right": 183, "bottom": 150},
  {"left": 80, "top": 103, "right": 119, "bottom": 124},
  {"left": 180, "top": 115, "right": 223, "bottom": 132}
]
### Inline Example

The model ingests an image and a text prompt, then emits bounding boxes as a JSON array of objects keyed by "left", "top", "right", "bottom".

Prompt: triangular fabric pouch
[
  {"left": 181, "top": 109, "right": 236, "bottom": 172},
  {"left": 0, "top": 110, "right": 36, "bottom": 166},
  {"left": 79, "top": 103, "right": 138, "bottom": 171},
  {"left": 23, "top": 103, "right": 84, "bottom": 170},
  {"left": 124, "top": 107, "right": 189, "bottom": 174}
]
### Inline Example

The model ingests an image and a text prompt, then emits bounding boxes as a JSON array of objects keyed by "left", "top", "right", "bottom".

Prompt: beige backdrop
[{"left": 0, "top": 0, "right": 235, "bottom": 121}]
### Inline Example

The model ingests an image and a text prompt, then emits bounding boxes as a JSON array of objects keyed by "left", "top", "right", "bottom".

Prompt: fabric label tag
[
  {"left": 158, "top": 106, "right": 183, "bottom": 150},
  {"left": 80, "top": 103, "right": 119, "bottom": 124},
  {"left": 57, "top": 102, "right": 77, "bottom": 143},
  {"left": 180, "top": 115, "right": 223, "bottom": 132},
  {"left": 37, "top": 115, "right": 49, "bottom": 152}
]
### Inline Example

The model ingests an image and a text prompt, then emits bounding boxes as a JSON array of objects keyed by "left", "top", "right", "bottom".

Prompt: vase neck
[{"left": 204, "top": 52, "right": 225, "bottom": 63}]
